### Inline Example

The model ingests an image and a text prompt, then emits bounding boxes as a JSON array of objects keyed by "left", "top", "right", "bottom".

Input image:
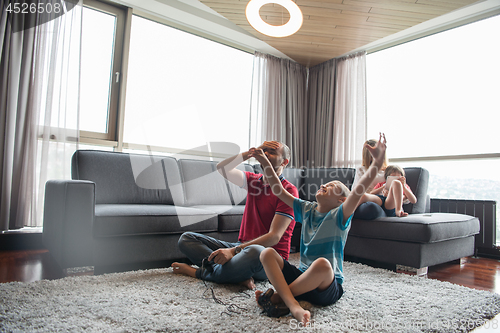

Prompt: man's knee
[
  {"left": 177, "top": 232, "right": 196, "bottom": 252},
  {"left": 240, "top": 244, "right": 265, "bottom": 262}
]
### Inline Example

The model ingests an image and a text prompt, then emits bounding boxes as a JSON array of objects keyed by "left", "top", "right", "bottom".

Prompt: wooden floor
[{"left": 0, "top": 249, "right": 499, "bottom": 295}]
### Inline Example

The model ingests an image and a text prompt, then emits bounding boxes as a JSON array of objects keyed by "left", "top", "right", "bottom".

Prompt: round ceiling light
[{"left": 245, "top": 0, "right": 303, "bottom": 38}]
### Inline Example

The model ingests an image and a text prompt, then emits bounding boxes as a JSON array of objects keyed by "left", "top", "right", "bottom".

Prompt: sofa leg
[
  {"left": 396, "top": 264, "right": 428, "bottom": 276},
  {"left": 416, "top": 267, "right": 428, "bottom": 276}
]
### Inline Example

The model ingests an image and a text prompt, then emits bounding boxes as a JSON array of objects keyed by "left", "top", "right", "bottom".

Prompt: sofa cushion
[
  {"left": 349, "top": 213, "right": 480, "bottom": 243},
  {"left": 94, "top": 204, "right": 218, "bottom": 237},
  {"left": 72, "top": 150, "right": 184, "bottom": 205},
  {"left": 178, "top": 159, "right": 251, "bottom": 206},
  {"left": 281, "top": 168, "right": 304, "bottom": 196},
  {"left": 191, "top": 205, "right": 245, "bottom": 232}
]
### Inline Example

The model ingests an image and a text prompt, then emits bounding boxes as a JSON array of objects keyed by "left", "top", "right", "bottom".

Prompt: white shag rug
[{"left": 1, "top": 257, "right": 500, "bottom": 333}]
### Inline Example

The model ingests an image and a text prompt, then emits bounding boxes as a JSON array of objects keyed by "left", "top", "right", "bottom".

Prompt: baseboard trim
[{"left": 0, "top": 232, "right": 44, "bottom": 251}]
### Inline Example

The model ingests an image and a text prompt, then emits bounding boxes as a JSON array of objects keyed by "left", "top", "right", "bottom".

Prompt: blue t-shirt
[{"left": 293, "top": 198, "right": 352, "bottom": 284}]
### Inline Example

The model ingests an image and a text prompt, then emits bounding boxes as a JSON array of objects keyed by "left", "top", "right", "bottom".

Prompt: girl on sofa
[
  {"left": 352, "top": 139, "right": 389, "bottom": 219},
  {"left": 361, "top": 165, "right": 417, "bottom": 217},
  {"left": 352, "top": 138, "right": 389, "bottom": 192}
]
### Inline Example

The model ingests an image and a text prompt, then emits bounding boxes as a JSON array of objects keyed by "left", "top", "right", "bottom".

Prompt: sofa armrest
[{"left": 43, "top": 180, "right": 95, "bottom": 269}]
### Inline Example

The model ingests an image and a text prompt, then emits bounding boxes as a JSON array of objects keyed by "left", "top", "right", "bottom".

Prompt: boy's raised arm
[
  {"left": 249, "top": 148, "right": 295, "bottom": 208},
  {"left": 343, "top": 133, "right": 387, "bottom": 220}
]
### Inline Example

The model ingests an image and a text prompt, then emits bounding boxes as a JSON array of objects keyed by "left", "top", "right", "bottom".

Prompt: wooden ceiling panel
[{"left": 199, "top": 0, "right": 479, "bottom": 67}]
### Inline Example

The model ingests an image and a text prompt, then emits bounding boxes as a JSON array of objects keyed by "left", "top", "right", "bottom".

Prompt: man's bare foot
[
  {"left": 291, "top": 307, "right": 311, "bottom": 326},
  {"left": 171, "top": 262, "right": 197, "bottom": 278},
  {"left": 396, "top": 209, "right": 408, "bottom": 217},
  {"left": 255, "top": 289, "right": 263, "bottom": 302},
  {"left": 240, "top": 277, "right": 256, "bottom": 290}
]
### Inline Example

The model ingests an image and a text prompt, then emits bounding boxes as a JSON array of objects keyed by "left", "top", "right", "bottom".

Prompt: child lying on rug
[{"left": 248, "top": 133, "right": 387, "bottom": 326}]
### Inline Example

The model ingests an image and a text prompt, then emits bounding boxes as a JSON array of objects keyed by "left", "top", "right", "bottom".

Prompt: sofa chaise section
[{"left": 284, "top": 166, "right": 480, "bottom": 274}]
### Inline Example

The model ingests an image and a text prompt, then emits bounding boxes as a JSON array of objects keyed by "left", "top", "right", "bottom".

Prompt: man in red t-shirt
[{"left": 172, "top": 141, "right": 298, "bottom": 289}]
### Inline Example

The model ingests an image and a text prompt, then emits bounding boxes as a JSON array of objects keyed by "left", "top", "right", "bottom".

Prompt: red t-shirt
[{"left": 238, "top": 171, "right": 298, "bottom": 260}]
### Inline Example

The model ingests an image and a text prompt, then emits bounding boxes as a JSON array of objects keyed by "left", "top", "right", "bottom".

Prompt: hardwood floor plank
[{"left": 1, "top": 250, "right": 499, "bottom": 296}]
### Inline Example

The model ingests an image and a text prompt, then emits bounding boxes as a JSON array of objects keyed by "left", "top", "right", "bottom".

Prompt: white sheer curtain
[
  {"left": 34, "top": 1, "right": 82, "bottom": 227},
  {"left": 332, "top": 52, "right": 367, "bottom": 168},
  {"left": 0, "top": 1, "right": 82, "bottom": 230},
  {"left": 249, "top": 52, "right": 307, "bottom": 167}
]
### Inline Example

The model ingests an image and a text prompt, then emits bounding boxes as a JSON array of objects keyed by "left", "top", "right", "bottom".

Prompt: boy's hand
[
  {"left": 248, "top": 147, "right": 266, "bottom": 162},
  {"left": 365, "top": 133, "right": 386, "bottom": 168}
]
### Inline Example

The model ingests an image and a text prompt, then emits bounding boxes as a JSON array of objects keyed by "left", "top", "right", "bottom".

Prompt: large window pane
[
  {"left": 80, "top": 6, "right": 116, "bottom": 133},
  {"left": 367, "top": 15, "right": 500, "bottom": 159},
  {"left": 124, "top": 16, "right": 253, "bottom": 154},
  {"left": 366, "top": 15, "right": 500, "bottom": 246}
]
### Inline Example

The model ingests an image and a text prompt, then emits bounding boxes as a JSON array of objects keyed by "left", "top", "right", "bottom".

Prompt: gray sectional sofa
[{"left": 43, "top": 150, "right": 480, "bottom": 275}]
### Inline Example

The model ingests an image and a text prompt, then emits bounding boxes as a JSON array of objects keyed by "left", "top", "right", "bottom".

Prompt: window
[
  {"left": 79, "top": 0, "right": 126, "bottom": 141},
  {"left": 367, "top": 15, "right": 500, "bottom": 159},
  {"left": 123, "top": 15, "right": 254, "bottom": 157},
  {"left": 367, "top": 14, "right": 500, "bottom": 245}
]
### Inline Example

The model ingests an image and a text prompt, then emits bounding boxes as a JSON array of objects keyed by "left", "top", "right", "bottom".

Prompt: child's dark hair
[{"left": 384, "top": 165, "right": 405, "bottom": 179}]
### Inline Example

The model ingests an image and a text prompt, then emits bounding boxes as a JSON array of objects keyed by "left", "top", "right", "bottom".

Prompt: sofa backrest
[
  {"left": 178, "top": 159, "right": 252, "bottom": 206},
  {"left": 302, "top": 168, "right": 356, "bottom": 201},
  {"left": 72, "top": 150, "right": 184, "bottom": 205},
  {"left": 281, "top": 168, "right": 304, "bottom": 194},
  {"left": 403, "top": 167, "right": 429, "bottom": 214}
]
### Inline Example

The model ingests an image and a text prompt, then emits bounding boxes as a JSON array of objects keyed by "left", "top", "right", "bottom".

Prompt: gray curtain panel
[
  {"left": 251, "top": 51, "right": 366, "bottom": 169},
  {"left": 307, "top": 52, "right": 367, "bottom": 168},
  {"left": 0, "top": 5, "right": 38, "bottom": 230},
  {"left": 306, "top": 58, "right": 337, "bottom": 168},
  {"left": 250, "top": 52, "right": 308, "bottom": 168},
  {"left": 0, "top": 1, "right": 82, "bottom": 231}
]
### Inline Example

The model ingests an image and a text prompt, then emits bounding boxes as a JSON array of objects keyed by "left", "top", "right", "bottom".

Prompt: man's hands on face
[
  {"left": 208, "top": 248, "right": 235, "bottom": 265},
  {"left": 258, "top": 141, "right": 281, "bottom": 151},
  {"left": 248, "top": 141, "right": 281, "bottom": 163}
]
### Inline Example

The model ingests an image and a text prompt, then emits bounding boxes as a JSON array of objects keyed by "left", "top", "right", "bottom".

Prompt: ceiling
[{"left": 198, "top": 0, "right": 480, "bottom": 67}]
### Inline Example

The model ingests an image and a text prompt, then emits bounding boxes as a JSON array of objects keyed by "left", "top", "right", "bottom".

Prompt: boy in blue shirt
[{"left": 250, "top": 133, "right": 387, "bottom": 326}]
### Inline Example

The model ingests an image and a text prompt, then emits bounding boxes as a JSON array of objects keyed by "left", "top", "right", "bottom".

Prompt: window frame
[
  {"left": 78, "top": 1, "right": 253, "bottom": 158},
  {"left": 79, "top": 0, "right": 128, "bottom": 144}
]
